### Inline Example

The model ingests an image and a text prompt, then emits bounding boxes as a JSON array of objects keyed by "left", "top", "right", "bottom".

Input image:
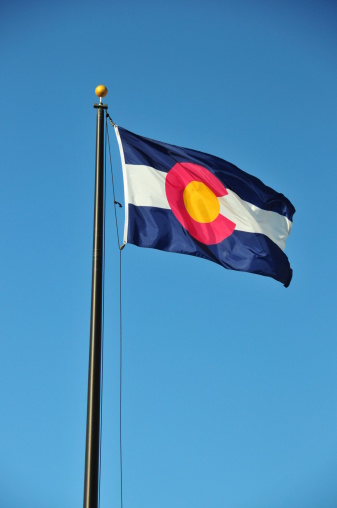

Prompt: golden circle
[
  {"left": 183, "top": 181, "right": 220, "bottom": 223},
  {"left": 95, "top": 85, "right": 108, "bottom": 98}
]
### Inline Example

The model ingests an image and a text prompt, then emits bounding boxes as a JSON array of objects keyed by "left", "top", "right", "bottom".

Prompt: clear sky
[{"left": 1, "top": 1, "right": 337, "bottom": 507}]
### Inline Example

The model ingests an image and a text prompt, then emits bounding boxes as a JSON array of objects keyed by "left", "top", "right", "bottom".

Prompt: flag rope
[
  {"left": 106, "top": 115, "right": 124, "bottom": 508},
  {"left": 119, "top": 249, "right": 123, "bottom": 508}
]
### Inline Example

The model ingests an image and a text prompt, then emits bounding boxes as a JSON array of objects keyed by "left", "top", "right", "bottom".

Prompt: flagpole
[{"left": 83, "top": 85, "right": 108, "bottom": 508}]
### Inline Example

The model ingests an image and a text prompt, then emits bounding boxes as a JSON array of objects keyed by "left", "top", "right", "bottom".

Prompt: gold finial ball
[{"left": 95, "top": 85, "right": 108, "bottom": 98}]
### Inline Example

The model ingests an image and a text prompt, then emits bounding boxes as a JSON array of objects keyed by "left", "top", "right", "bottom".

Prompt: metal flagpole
[{"left": 83, "top": 85, "right": 108, "bottom": 508}]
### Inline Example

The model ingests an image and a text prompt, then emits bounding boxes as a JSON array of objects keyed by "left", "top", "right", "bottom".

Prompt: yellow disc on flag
[
  {"left": 183, "top": 180, "right": 220, "bottom": 223},
  {"left": 95, "top": 85, "right": 108, "bottom": 98}
]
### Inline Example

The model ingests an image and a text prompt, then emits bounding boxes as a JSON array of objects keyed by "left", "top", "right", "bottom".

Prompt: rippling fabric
[{"left": 115, "top": 126, "right": 295, "bottom": 287}]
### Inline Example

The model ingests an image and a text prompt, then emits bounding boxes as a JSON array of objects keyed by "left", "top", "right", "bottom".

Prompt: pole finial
[{"left": 95, "top": 85, "right": 108, "bottom": 104}]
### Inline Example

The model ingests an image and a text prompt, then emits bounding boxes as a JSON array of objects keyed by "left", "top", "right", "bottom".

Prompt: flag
[{"left": 115, "top": 126, "right": 295, "bottom": 287}]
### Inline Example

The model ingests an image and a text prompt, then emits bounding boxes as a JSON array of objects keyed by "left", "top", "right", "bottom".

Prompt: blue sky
[{"left": 1, "top": 1, "right": 337, "bottom": 507}]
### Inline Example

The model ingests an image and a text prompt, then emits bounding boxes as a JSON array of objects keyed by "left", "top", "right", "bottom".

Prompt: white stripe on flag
[{"left": 124, "top": 164, "right": 292, "bottom": 251}]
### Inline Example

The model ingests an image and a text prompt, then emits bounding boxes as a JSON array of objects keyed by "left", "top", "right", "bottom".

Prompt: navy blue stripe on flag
[
  {"left": 119, "top": 127, "right": 295, "bottom": 221},
  {"left": 127, "top": 204, "right": 293, "bottom": 287}
]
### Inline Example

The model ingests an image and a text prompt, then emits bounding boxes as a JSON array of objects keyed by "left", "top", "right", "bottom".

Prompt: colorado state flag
[{"left": 115, "top": 126, "right": 295, "bottom": 287}]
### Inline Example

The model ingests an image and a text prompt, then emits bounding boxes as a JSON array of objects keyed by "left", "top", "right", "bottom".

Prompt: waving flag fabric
[{"left": 115, "top": 126, "right": 295, "bottom": 287}]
